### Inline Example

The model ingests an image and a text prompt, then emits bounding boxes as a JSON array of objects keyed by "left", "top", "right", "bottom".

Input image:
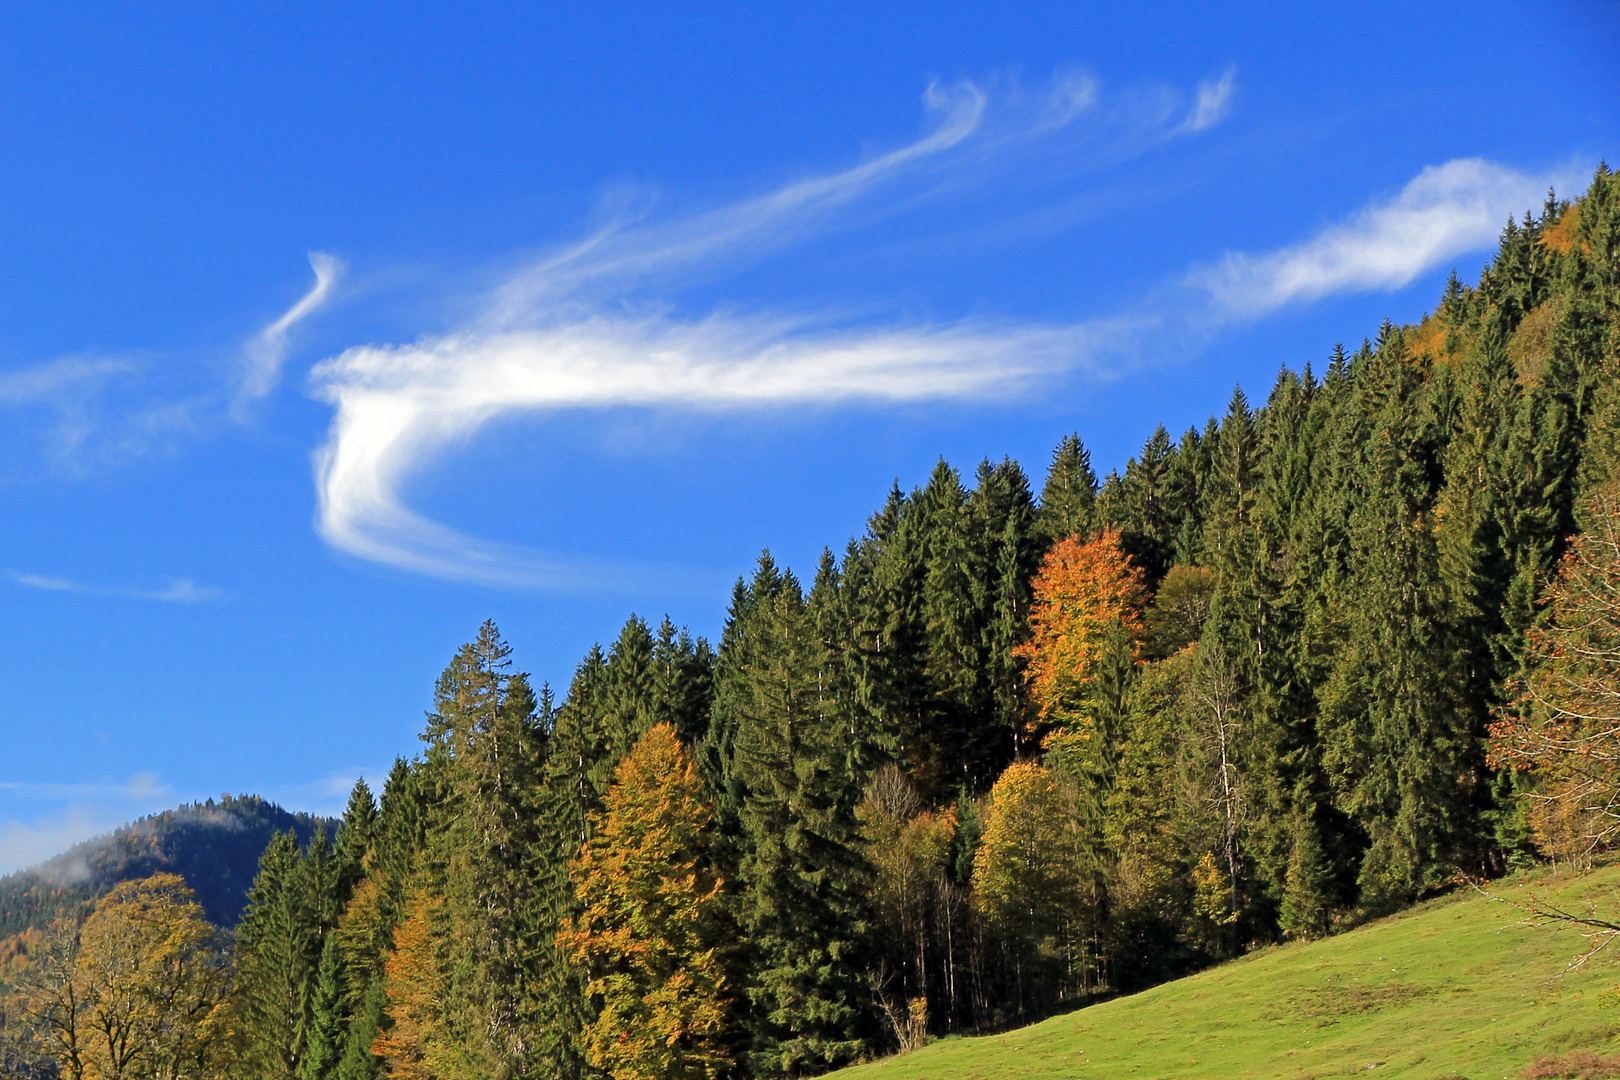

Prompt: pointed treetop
[{"left": 1037, "top": 433, "right": 1098, "bottom": 544}]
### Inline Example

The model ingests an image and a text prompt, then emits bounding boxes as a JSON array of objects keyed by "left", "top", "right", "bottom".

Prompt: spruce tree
[
  {"left": 419, "top": 621, "right": 548, "bottom": 1077},
  {"left": 1037, "top": 433, "right": 1097, "bottom": 544},
  {"left": 1277, "top": 811, "right": 1334, "bottom": 941},
  {"left": 1320, "top": 328, "right": 1473, "bottom": 911},
  {"left": 335, "top": 779, "right": 378, "bottom": 898},
  {"left": 235, "top": 829, "right": 320, "bottom": 1080},
  {"left": 303, "top": 935, "right": 346, "bottom": 1080},
  {"left": 722, "top": 569, "right": 876, "bottom": 1077}
]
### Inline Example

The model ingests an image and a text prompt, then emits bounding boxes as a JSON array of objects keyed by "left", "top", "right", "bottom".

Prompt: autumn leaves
[{"left": 6, "top": 875, "right": 230, "bottom": 1080}]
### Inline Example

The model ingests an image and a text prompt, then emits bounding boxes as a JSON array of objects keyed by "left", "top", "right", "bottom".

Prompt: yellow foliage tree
[
  {"left": 557, "top": 723, "right": 731, "bottom": 1080},
  {"left": 971, "top": 762, "right": 1095, "bottom": 1007},
  {"left": 371, "top": 890, "right": 450, "bottom": 1080},
  {"left": 10, "top": 874, "right": 231, "bottom": 1080},
  {"left": 1013, "top": 529, "right": 1147, "bottom": 745},
  {"left": 971, "top": 763, "right": 1079, "bottom": 934}
]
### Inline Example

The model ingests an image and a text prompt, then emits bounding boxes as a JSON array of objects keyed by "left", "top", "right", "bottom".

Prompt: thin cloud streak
[
  {"left": 0, "top": 256, "right": 339, "bottom": 476},
  {"left": 1193, "top": 157, "right": 1580, "bottom": 317},
  {"left": 0, "top": 773, "right": 170, "bottom": 801},
  {"left": 236, "top": 252, "right": 343, "bottom": 412},
  {"left": 490, "top": 81, "right": 990, "bottom": 315},
  {"left": 308, "top": 75, "right": 1557, "bottom": 591},
  {"left": 1176, "top": 69, "right": 1235, "bottom": 134},
  {"left": 11, "top": 571, "right": 222, "bottom": 603},
  {"left": 313, "top": 74, "right": 1207, "bottom": 587},
  {"left": 313, "top": 314, "right": 1144, "bottom": 587}
]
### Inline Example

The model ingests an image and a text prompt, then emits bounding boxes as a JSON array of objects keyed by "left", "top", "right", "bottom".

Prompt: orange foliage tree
[
  {"left": 1490, "top": 482, "right": 1620, "bottom": 868},
  {"left": 557, "top": 723, "right": 731, "bottom": 1080},
  {"left": 371, "top": 890, "right": 449, "bottom": 1080},
  {"left": 1013, "top": 529, "right": 1147, "bottom": 747}
]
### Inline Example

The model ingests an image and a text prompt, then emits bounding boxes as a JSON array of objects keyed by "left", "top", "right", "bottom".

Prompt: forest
[{"left": 2, "top": 163, "right": 1619, "bottom": 1080}]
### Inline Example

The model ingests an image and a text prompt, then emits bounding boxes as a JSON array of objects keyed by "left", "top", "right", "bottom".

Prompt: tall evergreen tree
[
  {"left": 417, "top": 621, "right": 549, "bottom": 1078},
  {"left": 1037, "top": 434, "right": 1098, "bottom": 544},
  {"left": 720, "top": 566, "right": 876, "bottom": 1077},
  {"left": 235, "top": 830, "right": 322, "bottom": 1080}
]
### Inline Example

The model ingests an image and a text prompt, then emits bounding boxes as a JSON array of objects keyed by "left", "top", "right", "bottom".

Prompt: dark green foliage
[
  {"left": 1278, "top": 812, "right": 1334, "bottom": 941},
  {"left": 334, "top": 980, "right": 387, "bottom": 1080},
  {"left": 1037, "top": 433, "right": 1098, "bottom": 544},
  {"left": 303, "top": 935, "right": 346, "bottom": 1080},
  {"left": 713, "top": 561, "right": 877, "bottom": 1077},
  {"left": 418, "top": 621, "right": 551, "bottom": 1077},
  {"left": 235, "top": 829, "right": 328, "bottom": 1079}
]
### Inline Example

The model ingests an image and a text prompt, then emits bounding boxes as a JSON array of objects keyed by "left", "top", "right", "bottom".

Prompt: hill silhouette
[{"left": 0, "top": 794, "right": 333, "bottom": 932}]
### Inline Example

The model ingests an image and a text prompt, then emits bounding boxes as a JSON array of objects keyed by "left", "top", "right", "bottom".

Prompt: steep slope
[
  {"left": 0, "top": 794, "right": 333, "bottom": 932},
  {"left": 833, "top": 865, "right": 1620, "bottom": 1079}
]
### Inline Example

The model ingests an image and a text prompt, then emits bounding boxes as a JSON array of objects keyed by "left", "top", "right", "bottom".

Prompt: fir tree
[
  {"left": 235, "top": 830, "right": 320, "bottom": 1080},
  {"left": 722, "top": 569, "right": 876, "bottom": 1077},
  {"left": 419, "top": 621, "right": 549, "bottom": 1077},
  {"left": 1277, "top": 811, "right": 1334, "bottom": 941},
  {"left": 303, "top": 935, "right": 346, "bottom": 1080},
  {"left": 1037, "top": 434, "right": 1097, "bottom": 544}
]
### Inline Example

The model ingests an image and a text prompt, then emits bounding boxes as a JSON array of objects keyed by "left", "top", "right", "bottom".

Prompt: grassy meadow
[{"left": 834, "top": 865, "right": 1620, "bottom": 1080}]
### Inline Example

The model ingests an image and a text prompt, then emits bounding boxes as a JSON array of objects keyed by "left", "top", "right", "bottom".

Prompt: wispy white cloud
[
  {"left": 0, "top": 774, "right": 173, "bottom": 876},
  {"left": 297, "top": 62, "right": 1567, "bottom": 591},
  {"left": 0, "top": 773, "right": 171, "bottom": 801},
  {"left": 0, "top": 257, "right": 340, "bottom": 477},
  {"left": 313, "top": 314, "right": 1144, "bottom": 586},
  {"left": 1193, "top": 157, "right": 1579, "bottom": 317},
  {"left": 0, "top": 356, "right": 132, "bottom": 405},
  {"left": 236, "top": 252, "right": 343, "bottom": 413},
  {"left": 489, "top": 81, "right": 993, "bottom": 314},
  {"left": 0, "top": 356, "right": 180, "bottom": 474},
  {"left": 0, "top": 806, "right": 118, "bottom": 877},
  {"left": 308, "top": 74, "right": 1219, "bottom": 587},
  {"left": 11, "top": 571, "right": 222, "bottom": 603},
  {"left": 1176, "top": 69, "right": 1235, "bottom": 134}
]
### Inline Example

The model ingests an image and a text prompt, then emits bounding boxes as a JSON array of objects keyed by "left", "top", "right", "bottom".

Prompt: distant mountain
[{"left": 0, "top": 794, "right": 335, "bottom": 933}]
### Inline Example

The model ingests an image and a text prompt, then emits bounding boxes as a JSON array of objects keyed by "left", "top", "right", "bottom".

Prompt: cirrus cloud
[
  {"left": 305, "top": 68, "right": 1577, "bottom": 592},
  {"left": 309, "top": 72, "right": 1211, "bottom": 587},
  {"left": 1192, "top": 157, "right": 1581, "bottom": 317}
]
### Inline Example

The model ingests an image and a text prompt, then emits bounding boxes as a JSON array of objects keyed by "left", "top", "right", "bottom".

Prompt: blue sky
[{"left": 1, "top": 1, "right": 1616, "bottom": 871}]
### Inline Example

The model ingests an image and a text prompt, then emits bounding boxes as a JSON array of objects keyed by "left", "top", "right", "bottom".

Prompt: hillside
[
  {"left": 831, "top": 865, "right": 1620, "bottom": 1080},
  {"left": 0, "top": 794, "right": 333, "bottom": 933}
]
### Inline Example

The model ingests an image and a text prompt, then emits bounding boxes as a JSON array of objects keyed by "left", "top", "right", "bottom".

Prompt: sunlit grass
[{"left": 834, "top": 864, "right": 1620, "bottom": 1079}]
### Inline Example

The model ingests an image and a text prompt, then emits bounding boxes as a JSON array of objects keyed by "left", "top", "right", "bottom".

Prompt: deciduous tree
[{"left": 558, "top": 723, "right": 731, "bottom": 1080}]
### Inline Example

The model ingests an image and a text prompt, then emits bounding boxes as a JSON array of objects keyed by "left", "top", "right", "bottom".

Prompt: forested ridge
[
  {"left": 4, "top": 165, "right": 1620, "bottom": 1080},
  {"left": 0, "top": 796, "right": 333, "bottom": 936}
]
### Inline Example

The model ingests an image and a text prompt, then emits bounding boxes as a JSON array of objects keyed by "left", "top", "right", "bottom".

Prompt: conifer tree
[
  {"left": 419, "top": 621, "right": 548, "bottom": 1077},
  {"left": 235, "top": 830, "right": 321, "bottom": 1080},
  {"left": 1320, "top": 328, "right": 1474, "bottom": 910},
  {"left": 1037, "top": 434, "right": 1097, "bottom": 544},
  {"left": 335, "top": 780, "right": 378, "bottom": 897},
  {"left": 720, "top": 565, "right": 876, "bottom": 1077},
  {"left": 303, "top": 935, "right": 346, "bottom": 1080},
  {"left": 1277, "top": 812, "right": 1334, "bottom": 941}
]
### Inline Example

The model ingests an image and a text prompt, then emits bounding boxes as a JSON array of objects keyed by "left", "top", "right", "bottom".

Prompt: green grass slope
[{"left": 837, "top": 866, "right": 1620, "bottom": 1079}]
